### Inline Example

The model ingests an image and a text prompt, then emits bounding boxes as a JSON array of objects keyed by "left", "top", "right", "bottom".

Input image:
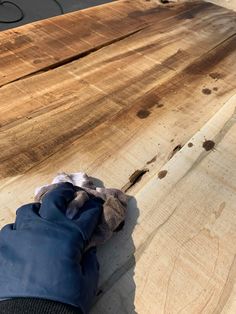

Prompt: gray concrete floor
[{"left": 0, "top": 0, "right": 114, "bottom": 31}]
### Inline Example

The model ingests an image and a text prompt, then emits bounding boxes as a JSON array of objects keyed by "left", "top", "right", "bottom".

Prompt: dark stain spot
[
  {"left": 169, "top": 144, "right": 182, "bottom": 160},
  {"left": 129, "top": 169, "right": 148, "bottom": 185},
  {"left": 203, "top": 140, "right": 215, "bottom": 151},
  {"left": 160, "top": 0, "right": 170, "bottom": 3},
  {"left": 158, "top": 170, "right": 168, "bottom": 179},
  {"left": 173, "top": 144, "right": 182, "bottom": 152},
  {"left": 137, "top": 110, "right": 150, "bottom": 119},
  {"left": 171, "top": 139, "right": 174, "bottom": 142},
  {"left": 124, "top": 168, "right": 149, "bottom": 192},
  {"left": 114, "top": 221, "right": 125, "bottom": 232},
  {"left": 135, "top": 94, "right": 163, "bottom": 119},
  {"left": 213, "top": 87, "right": 218, "bottom": 91},
  {"left": 33, "top": 59, "right": 42, "bottom": 64},
  {"left": 146, "top": 155, "right": 157, "bottom": 164},
  {"left": 202, "top": 88, "right": 212, "bottom": 95},
  {"left": 188, "top": 142, "right": 193, "bottom": 147},
  {"left": 209, "top": 72, "right": 223, "bottom": 80},
  {"left": 26, "top": 116, "right": 32, "bottom": 120}
]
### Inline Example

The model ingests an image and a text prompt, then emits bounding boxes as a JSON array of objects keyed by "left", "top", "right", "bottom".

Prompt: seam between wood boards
[
  {"left": 1, "top": 27, "right": 236, "bottom": 192},
  {"left": 116, "top": 31, "right": 236, "bottom": 193},
  {"left": 0, "top": 0, "right": 209, "bottom": 89},
  {"left": 4, "top": 14, "right": 235, "bottom": 133},
  {"left": 13, "top": 18, "right": 236, "bottom": 131},
  {"left": 123, "top": 92, "right": 236, "bottom": 195},
  {"left": 128, "top": 95, "right": 236, "bottom": 230},
  {"left": 0, "top": 26, "right": 148, "bottom": 89},
  {"left": 2, "top": 13, "right": 235, "bottom": 128},
  {"left": 92, "top": 94, "right": 236, "bottom": 306}
]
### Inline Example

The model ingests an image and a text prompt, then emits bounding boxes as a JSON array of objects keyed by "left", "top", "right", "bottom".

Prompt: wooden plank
[
  {"left": 91, "top": 94, "right": 236, "bottom": 313},
  {"left": 0, "top": 0, "right": 203, "bottom": 87},
  {"left": 1, "top": 1, "right": 235, "bottom": 128},
  {"left": 0, "top": 1, "right": 235, "bottom": 188},
  {"left": 207, "top": 0, "right": 236, "bottom": 11},
  {"left": 0, "top": 1, "right": 235, "bottom": 313}
]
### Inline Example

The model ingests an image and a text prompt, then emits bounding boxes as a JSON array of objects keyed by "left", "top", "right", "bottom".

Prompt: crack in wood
[
  {"left": 168, "top": 144, "right": 182, "bottom": 160},
  {"left": 0, "top": 25, "right": 148, "bottom": 89}
]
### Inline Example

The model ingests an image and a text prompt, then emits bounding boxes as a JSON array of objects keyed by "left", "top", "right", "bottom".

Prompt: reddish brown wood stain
[
  {"left": 209, "top": 72, "right": 224, "bottom": 80},
  {"left": 0, "top": 0, "right": 235, "bottom": 181},
  {"left": 202, "top": 88, "right": 212, "bottom": 95},
  {"left": 203, "top": 140, "right": 215, "bottom": 151},
  {"left": 0, "top": 2, "right": 235, "bottom": 312},
  {"left": 158, "top": 170, "right": 168, "bottom": 179}
]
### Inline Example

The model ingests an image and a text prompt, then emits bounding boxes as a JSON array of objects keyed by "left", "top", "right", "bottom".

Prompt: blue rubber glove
[{"left": 0, "top": 182, "right": 103, "bottom": 314}]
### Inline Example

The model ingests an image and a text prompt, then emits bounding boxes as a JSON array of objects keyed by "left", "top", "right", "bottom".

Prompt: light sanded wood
[
  {"left": 0, "top": 0, "right": 236, "bottom": 313},
  {"left": 207, "top": 0, "right": 236, "bottom": 11},
  {"left": 92, "top": 94, "right": 236, "bottom": 313}
]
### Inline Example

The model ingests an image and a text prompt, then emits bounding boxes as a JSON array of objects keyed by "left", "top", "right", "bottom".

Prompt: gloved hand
[{"left": 0, "top": 182, "right": 103, "bottom": 314}]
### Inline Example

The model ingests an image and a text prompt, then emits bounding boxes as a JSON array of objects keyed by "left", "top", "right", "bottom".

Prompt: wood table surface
[{"left": 0, "top": 0, "right": 236, "bottom": 313}]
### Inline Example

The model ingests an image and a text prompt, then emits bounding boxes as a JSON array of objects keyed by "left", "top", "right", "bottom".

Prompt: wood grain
[
  {"left": 0, "top": 1, "right": 236, "bottom": 180},
  {"left": 0, "top": 0, "right": 204, "bottom": 87},
  {"left": 91, "top": 94, "right": 236, "bottom": 313},
  {"left": 207, "top": 0, "right": 236, "bottom": 11},
  {"left": 0, "top": 0, "right": 235, "bottom": 313}
]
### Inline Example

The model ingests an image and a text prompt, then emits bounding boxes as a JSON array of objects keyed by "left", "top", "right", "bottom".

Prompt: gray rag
[{"left": 35, "top": 172, "right": 128, "bottom": 249}]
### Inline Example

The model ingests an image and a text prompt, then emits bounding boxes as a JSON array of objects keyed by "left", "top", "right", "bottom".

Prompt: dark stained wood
[
  {"left": 0, "top": 0, "right": 208, "bottom": 87},
  {"left": 0, "top": 1, "right": 236, "bottom": 313},
  {"left": 0, "top": 1, "right": 235, "bottom": 180}
]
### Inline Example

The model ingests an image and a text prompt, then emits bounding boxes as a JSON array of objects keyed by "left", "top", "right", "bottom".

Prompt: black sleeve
[{"left": 0, "top": 298, "right": 83, "bottom": 314}]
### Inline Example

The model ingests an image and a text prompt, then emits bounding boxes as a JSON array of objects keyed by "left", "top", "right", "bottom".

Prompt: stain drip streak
[{"left": 123, "top": 169, "right": 149, "bottom": 192}]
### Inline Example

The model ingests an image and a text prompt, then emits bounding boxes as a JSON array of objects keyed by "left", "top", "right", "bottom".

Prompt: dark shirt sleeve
[{"left": 0, "top": 298, "right": 83, "bottom": 314}]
